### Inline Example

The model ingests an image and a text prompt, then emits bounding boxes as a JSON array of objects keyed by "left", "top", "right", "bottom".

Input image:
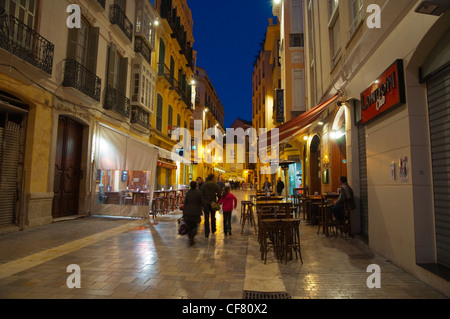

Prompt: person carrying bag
[{"left": 182, "top": 181, "right": 204, "bottom": 246}]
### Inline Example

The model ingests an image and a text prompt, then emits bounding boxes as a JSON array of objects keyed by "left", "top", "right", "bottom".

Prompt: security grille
[{"left": 427, "top": 67, "right": 450, "bottom": 268}]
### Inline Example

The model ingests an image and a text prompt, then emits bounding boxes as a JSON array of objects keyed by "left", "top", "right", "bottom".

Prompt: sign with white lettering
[{"left": 360, "top": 59, "right": 406, "bottom": 124}]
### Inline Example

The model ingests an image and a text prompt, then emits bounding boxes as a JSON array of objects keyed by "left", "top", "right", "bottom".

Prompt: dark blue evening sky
[{"left": 187, "top": 0, "right": 275, "bottom": 128}]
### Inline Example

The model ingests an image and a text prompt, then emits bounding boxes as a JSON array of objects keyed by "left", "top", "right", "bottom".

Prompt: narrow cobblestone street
[{"left": 0, "top": 190, "right": 446, "bottom": 300}]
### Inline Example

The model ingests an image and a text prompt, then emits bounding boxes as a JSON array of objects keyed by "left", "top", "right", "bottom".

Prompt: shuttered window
[
  {"left": 67, "top": 18, "right": 99, "bottom": 74},
  {"left": 427, "top": 67, "right": 450, "bottom": 268},
  {"left": 156, "top": 94, "right": 163, "bottom": 132},
  {"left": 107, "top": 43, "right": 128, "bottom": 95}
]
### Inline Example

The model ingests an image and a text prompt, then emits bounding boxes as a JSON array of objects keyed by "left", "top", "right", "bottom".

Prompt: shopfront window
[{"left": 97, "top": 169, "right": 151, "bottom": 206}]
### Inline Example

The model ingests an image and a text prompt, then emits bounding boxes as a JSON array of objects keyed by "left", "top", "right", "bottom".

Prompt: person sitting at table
[
  {"left": 276, "top": 177, "right": 285, "bottom": 196},
  {"left": 331, "top": 176, "right": 356, "bottom": 223},
  {"left": 183, "top": 181, "right": 204, "bottom": 246}
]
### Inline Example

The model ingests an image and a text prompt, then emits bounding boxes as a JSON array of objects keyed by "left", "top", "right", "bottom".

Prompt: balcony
[
  {"left": 62, "top": 59, "right": 101, "bottom": 102},
  {"left": 134, "top": 36, "right": 152, "bottom": 65},
  {"left": 104, "top": 86, "right": 130, "bottom": 118},
  {"left": 109, "top": 5, "right": 133, "bottom": 42},
  {"left": 131, "top": 105, "right": 150, "bottom": 129},
  {"left": 0, "top": 8, "right": 54, "bottom": 75},
  {"left": 159, "top": 2, "right": 194, "bottom": 68},
  {"left": 176, "top": 84, "right": 192, "bottom": 110},
  {"left": 157, "top": 63, "right": 175, "bottom": 88}
]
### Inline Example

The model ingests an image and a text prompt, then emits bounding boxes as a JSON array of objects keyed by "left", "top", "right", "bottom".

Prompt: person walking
[
  {"left": 196, "top": 177, "right": 204, "bottom": 191},
  {"left": 182, "top": 181, "right": 204, "bottom": 246},
  {"left": 201, "top": 174, "right": 220, "bottom": 238},
  {"left": 218, "top": 186, "right": 237, "bottom": 236},
  {"left": 276, "top": 177, "right": 285, "bottom": 196}
]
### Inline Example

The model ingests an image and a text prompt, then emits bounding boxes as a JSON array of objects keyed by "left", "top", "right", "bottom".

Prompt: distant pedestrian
[
  {"left": 201, "top": 174, "right": 220, "bottom": 238},
  {"left": 218, "top": 186, "right": 237, "bottom": 236},
  {"left": 276, "top": 177, "right": 285, "bottom": 196},
  {"left": 196, "top": 177, "right": 204, "bottom": 190},
  {"left": 183, "top": 181, "right": 204, "bottom": 246}
]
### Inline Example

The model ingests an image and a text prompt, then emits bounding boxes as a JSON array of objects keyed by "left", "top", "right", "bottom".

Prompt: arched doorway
[
  {"left": 310, "top": 135, "right": 321, "bottom": 195},
  {"left": 330, "top": 106, "right": 347, "bottom": 192},
  {"left": 52, "top": 116, "right": 84, "bottom": 218},
  {"left": 0, "top": 90, "right": 28, "bottom": 226}
]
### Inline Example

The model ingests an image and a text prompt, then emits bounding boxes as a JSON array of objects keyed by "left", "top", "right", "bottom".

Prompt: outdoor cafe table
[{"left": 256, "top": 199, "right": 292, "bottom": 218}]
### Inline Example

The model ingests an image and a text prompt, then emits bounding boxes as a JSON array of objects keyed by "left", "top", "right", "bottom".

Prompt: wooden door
[{"left": 52, "top": 117, "right": 83, "bottom": 218}]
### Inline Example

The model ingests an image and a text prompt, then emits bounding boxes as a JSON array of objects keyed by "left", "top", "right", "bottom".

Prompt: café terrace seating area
[{"left": 239, "top": 187, "right": 354, "bottom": 265}]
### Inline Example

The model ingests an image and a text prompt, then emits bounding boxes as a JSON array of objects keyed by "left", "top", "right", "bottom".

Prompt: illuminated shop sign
[{"left": 361, "top": 59, "right": 406, "bottom": 124}]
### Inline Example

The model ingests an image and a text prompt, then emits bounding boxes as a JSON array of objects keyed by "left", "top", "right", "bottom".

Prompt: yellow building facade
[
  {"left": 193, "top": 66, "right": 225, "bottom": 181},
  {"left": 0, "top": 0, "right": 198, "bottom": 229},
  {"left": 152, "top": 0, "right": 196, "bottom": 190}
]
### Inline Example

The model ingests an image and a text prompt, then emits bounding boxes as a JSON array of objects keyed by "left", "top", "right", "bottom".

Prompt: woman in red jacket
[{"left": 218, "top": 186, "right": 237, "bottom": 235}]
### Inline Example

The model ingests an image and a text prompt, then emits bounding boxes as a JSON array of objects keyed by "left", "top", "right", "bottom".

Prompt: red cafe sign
[
  {"left": 157, "top": 160, "right": 177, "bottom": 170},
  {"left": 361, "top": 59, "right": 406, "bottom": 124}
]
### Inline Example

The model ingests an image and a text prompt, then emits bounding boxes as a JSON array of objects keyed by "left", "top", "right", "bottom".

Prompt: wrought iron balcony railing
[
  {"left": 62, "top": 59, "right": 101, "bottom": 101},
  {"left": 157, "top": 63, "right": 175, "bottom": 88},
  {"left": 131, "top": 105, "right": 150, "bottom": 129},
  {"left": 104, "top": 86, "right": 130, "bottom": 118},
  {"left": 134, "top": 36, "right": 152, "bottom": 65},
  {"left": 0, "top": 8, "right": 54, "bottom": 75},
  {"left": 109, "top": 5, "right": 133, "bottom": 42},
  {"left": 177, "top": 84, "right": 192, "bottom": 110}
]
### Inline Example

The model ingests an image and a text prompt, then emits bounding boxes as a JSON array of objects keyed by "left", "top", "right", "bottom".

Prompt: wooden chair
[
  {"left": 317, "top": 194, "right": 339, "bottom": 237},
  {"left": 335, "top": 203, "right": 354, "bottom": 238},
  {"left": 281, "top": 219, "right": 303, "bottom": 264},
  {"left": 150, "top": 197, "right": 162, "bottom": 219},
  {"left": 241, "top": 201, "right": 257, "bottom": 234},
  {"left": 260, "top": 219, "right": 282, "bottom": 264}
]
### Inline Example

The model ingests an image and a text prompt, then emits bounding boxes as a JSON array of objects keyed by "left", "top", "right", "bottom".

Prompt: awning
[
  {"left": 259, "top": 94, "right": 338, "bottom": 147},
  {"left": 153, "top": 145, "right": 191, "bottom": 165},
  {"left": 278, "top": 94, "right": 338, "bottom": 143}
]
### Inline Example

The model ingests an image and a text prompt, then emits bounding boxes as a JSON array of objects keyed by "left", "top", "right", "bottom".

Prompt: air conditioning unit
[{"left": 414, "top": 0, "right": 450, "bottom": 16}]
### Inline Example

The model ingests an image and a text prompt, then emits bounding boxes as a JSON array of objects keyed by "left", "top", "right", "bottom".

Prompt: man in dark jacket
[
  {"left": 183, "top": 181, "right": 204, "bottom": 245},
  {"left": 201, "top": 174, "right": 220, "bottom": 238},
  {"left": 276, "top": 177, "right": 285, "bottom": 196},
  {"left": 331, "top": 176, "right": 356, "bottom": 222}
]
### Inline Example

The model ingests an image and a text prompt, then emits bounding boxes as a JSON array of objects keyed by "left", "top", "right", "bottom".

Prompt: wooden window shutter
[
  {"left": 86, "top": 27, "right": 100, "bottom": 74},
  {"left": 107, "top": 43, "right": 117, "bottom": 87},
  {"left": 67, "top": 27, "right": 78, "bottom": 60},
  {"left": 119, "top": 57, "right": 129, "bottom": 96}
]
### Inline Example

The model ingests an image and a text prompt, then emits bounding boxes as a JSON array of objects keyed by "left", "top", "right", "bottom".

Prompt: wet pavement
[{"left": 0, "top": 190, "right": 447, "bottom": 300}]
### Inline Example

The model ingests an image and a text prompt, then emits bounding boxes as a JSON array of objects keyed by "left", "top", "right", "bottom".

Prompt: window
[
  {"left": 66, "top": 16, "right": 99, "bottom": 74},
  {"left": 107, "top": 43, "right": 128, "bottom": 95},
  {"left": 1, "top": 0, "right": 37, "bottom": 28},
  {"left": 349, "top": 0, "right": 364, "bottom": 38},
  {"left": 290, "top": 0, "right": 303, "bottom": 33},
  {"left": 168, "top": 105, "right": 173, "bottom": 128},
  {"left": 156, "top": 94, "right": 163, "bottom": 131},
  {"left": 293, "top": 69, "right": 305, "bottom": 111},
  {"left": 177, "top": 114, "right": 181, "bottom": 128},
  {"left": 289, "top": 33, "right": 304, "bottom": 47},
  {"left": 328, "top": 0, "right": 341, "bottom": 68}
]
